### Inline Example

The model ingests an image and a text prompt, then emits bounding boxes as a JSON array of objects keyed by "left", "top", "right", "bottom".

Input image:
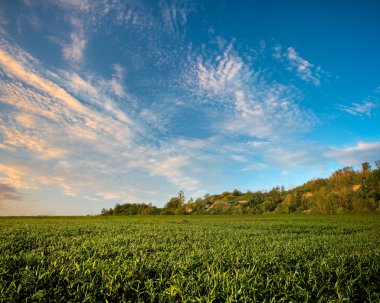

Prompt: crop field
[{"left": 0, "top": 214, "right": 379, "bottom": 302}]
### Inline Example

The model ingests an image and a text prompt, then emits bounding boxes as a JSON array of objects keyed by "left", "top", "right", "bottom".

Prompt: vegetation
[
  {"left": 0, "top": 215, "right": 379, "bottom": 302},
  {"left": 103, "top": 161, "right": 380, "bottom": 215},
  {"left": 2, "top": 163, "right": 379, "bottom": 301},
  {"left": 101, "top": 203, "right": 160, "bottom": 216}
]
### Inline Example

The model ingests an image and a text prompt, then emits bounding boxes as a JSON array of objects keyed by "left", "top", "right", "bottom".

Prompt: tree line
[{"left": 101, "top": 161, "right": 380, "bottom": 215}]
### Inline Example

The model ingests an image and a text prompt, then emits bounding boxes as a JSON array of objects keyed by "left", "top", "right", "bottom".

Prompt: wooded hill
[{"left": 101, "top": 161, "right": 380, "bottom": 215}]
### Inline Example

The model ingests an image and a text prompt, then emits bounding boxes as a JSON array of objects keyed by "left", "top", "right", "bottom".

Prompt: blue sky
[{"left": 0, "top": 0, "right": 379, "bottom": 215}]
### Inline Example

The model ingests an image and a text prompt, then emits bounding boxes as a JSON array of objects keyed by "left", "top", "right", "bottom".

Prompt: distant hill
[{"left": 102, "top": 161, "right": 380, "bottom": 215}]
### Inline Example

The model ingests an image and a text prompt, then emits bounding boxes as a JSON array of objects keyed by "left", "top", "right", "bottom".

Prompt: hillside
[{"left": 102, "top": 161, "right": 380, "bottom": 215}]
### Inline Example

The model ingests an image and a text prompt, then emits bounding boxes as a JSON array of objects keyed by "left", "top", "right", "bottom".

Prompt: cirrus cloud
[{"left": 325, "top": 142, "right": 380, "bottom": 166}]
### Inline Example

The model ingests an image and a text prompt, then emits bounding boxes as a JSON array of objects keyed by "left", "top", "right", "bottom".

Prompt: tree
[
  {"left": 165, "top": 191, "right": 185, "bottom": 210},
  {"left": 375, "top": 160, "right": 380, "bottom": 170},
  {"left": 178, "top": 190, "right": 185, "bottom": 205},
  {"left": 114, "top": 203, "right": 121, "bottom": 214},
  {"left": 362, "top": 162, "right": 372, "bottom": 172}
]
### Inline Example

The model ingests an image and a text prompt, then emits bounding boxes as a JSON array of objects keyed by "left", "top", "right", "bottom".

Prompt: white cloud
[
  {"left": 159, "top": 0, "right": 195, "bottom": 34},
  {"left": 62, "top": 17, "right": 86, "bottom": 64},
  {"left": 148, "top": 155, "right": 200, "bottom": 191},
  {"left": 230, "top": 155, "right": 248, "bottom": 163},
  {"left": 325, "top": 142, "right": 380, "bottom": 166},
  {"left": 197, "top": 43, "right": 247, "bottom": 97},
  {"left": 0, "top": 49, "right": 87, "bottom": 115},
  {"left": 99, "top": 64, "right": 126, "bottom": 98},
  {"left": 64, "top": 71, "right": 131, "bottom": 119},
  {"left": 225, "top": 86, "right": 314, "bottom": 139},
  {"left": 286, "top": 47, "right": 320, "bottom": 85},
  {"left": 0, "top": 121, "right": 69, "bottom": 159},
  {"left": 338, "top": 101, "right": 378, "bottom": 117},
  {"left": 0, "top": 51, "right": 134, "bottom": 150},
  {"left": 50, "top": 0, "right": 91, "bottom": 12},
  {"left": 0, "top": 161, "right": 41, "bottom": 190},
  {"left": 0, "top": 42, "right": 215, "bottom": 208},
  {"left": 63, "top": 32, "right": 86, "bottom": 63},
  {"left": 274, "top": 45, "right": 321, "bottom": 85},
  {"left": 247, "top": 140, "right": 269, "bottom": 148},
  {"left": 192, "top": 42, "right": 315, "bottom": 140},
  {"left": 239, "top": 162, "right": 270, "bottom": 172}
]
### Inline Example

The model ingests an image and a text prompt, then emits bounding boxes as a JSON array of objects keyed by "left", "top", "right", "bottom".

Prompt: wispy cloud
[
  {"left": 0, "top": 160, "right": 41, "bottom": 190},
  {"left": 100, "top": 64, "right": 127, "bottom": 98},
  {"left": 2, "top": 0, "right": 375, "bottom": 215},
  {"left": 0, "top": 183, "right": 22, "bottom": 203},
  {"left": 0, "top": 182, "right": 22, "bottom": 211},
  {"left": 191, "top": 41, "right": 315, "bottom": 139},
  {"left": 0, "top": 6, "right": 7, "bottom": 27},
  {"left": 61, "top": 17, "right": 87, "bottom": 64},
  {"left": 159, "top": 0, "right": 195, "bottom": 35},
  {"left": 63, "top": 70, "right": 131, "bottom": 122},
  {"left": 0, "top": 48, "right": 88, "bottom": 115},
  {"left": 44, "top": 1, "right": 94, "bottom": 65},
  {"left": 49, "top": 0, "right": 91, "bottom": 12},
  {"left": 38, "top": 0, "right": 90, "bottom": 64},
  {"left": 325, "top": 142, "right": 380, "bottom": 166},
  {"left": 274, "top": 45, "right": 321, "bottom": 85},
  {"left": 0, "top": 119, "right": 68, "bottom": 160},
  {"left": 0, "top": 45, "right": 132, "bottom": 197},
  {"left": 197, "top": 43, "right": 246, "bottom": 97},
  {"left": 0, "top": 40, "right": 211, "bottom": 207},
  {"left": 148, "top": 155, "right": 200, "bottom": 191},
  {"left": 338, "top": 101, "right": 378, "bottom": 117},
  {"left": 224, "top": 86, "right": 315, "bottom": 139},
  {"left": 176, "top": 40, "right": 326, "bottom": 180},
  {"left": 43, "top": 0, "right": 194, "bottom": 71}
]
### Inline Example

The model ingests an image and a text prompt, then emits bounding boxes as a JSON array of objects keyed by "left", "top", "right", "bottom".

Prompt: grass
[{"left": 0, "top": 214, "right": 379, "bottom": 302}]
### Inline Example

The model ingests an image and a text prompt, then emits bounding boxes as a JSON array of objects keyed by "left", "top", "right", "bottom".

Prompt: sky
[{"left": 0, "top": 0, "right": 379, "bottom": 215}]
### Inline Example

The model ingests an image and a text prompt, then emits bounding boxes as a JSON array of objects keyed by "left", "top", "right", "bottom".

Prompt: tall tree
[
  {"left": 165, "top": 191, "right": 185, "bottom": 210},
  {"left": 362, "top": 162, "right": 372, "bottom": 172}
]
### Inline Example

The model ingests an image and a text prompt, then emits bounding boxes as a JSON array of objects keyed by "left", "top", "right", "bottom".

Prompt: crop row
[{"left": 0, "top": 215, "right": 379, "bottom": 302}]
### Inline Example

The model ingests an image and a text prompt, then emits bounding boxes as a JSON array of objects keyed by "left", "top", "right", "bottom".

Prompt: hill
[{"left": 102, "top": 161, "right": 380, "bottom": 215}]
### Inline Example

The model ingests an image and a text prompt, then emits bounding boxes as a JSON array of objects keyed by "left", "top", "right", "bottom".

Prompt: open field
[{"left": 1, "top": 214, "right": 379, "bottom": 302}]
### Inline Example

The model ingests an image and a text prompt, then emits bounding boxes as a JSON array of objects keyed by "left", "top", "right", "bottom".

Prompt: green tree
[
  {"left": 375, "top": 160, "right": 380, "bottom": 170},
  {"left": 362, "top": 162, "right": 372, "bottom": 172},
  {"left": 165, "top": 191, "right": 185, "bottom": 210}
]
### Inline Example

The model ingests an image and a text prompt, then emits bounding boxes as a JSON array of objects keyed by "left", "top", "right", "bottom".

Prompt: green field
[{"left": 1, "top": 215, "right": 379, "bottom": 302}]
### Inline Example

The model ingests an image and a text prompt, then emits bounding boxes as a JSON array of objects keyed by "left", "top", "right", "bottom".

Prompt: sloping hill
[{"left": 102, "top": 161, "right": 380, "bottom": 215}]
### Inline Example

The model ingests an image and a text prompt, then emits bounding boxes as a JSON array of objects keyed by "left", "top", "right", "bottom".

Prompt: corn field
[{"left": 1, "top": 214, "right": 379, "bottom": 302}]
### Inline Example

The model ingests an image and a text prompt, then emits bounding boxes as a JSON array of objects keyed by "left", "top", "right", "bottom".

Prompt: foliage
[
  {"left": 164, "top": 191, "right": 185, "bottom": 214},
  {"left": 0, "top": 215, "right": 379, "bottom": 302},
  {"left": 184, "top": 160, "right": 380, "bottom": 215},
  {"left": 103, "top": 161, "right": 380, "bottom": 215},
  {"left": 101, "top": 202, "right": 160, "bottom": 215}
]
